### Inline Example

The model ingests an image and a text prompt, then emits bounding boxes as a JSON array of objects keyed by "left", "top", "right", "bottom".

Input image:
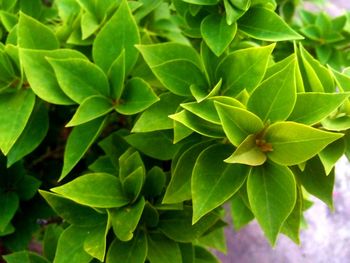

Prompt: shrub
[{"left": 0, "top": 0, "right": 350, "bottom": 262}]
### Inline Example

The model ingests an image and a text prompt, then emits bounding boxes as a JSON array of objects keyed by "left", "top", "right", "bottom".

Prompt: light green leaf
[
  {"left": 0, "top": 192, "right": 19, "bottom": 231},
  {"left": 81, "top": 11, "right": 100, "bottom": 40},
  {"left": 39, "top": 190, "right": 107, "bottom": 227},
  {"left": 60, "top": 117, "right": 106, "bottom": 180},
  {"left": 7, "top": 101, "right": 49, "bottom": 167},
  {"left": 216, "top": 44, "right": 275, "bottom": 96},
  {"left": 247, "top": 162, "right": 296, "bottom": 246},
  {"left": 231, "top": 194, "right": 254, "bottom": 231},
  {"left": 83, "top": 220, "right": 109, "bottom": 261},
  {"left": 201, "top": 14, "right": 237, "bottom": 56},
  {"left": 0, "top": 89, "right": 35, "bottom": 155},
  {"left": 288, "top": 92, "right": 350, "bottom": 125},
  {"left": 119, "top": 149, "right": 144, "bottom": 181},
  {"left": 170, "top": 110, "right": 225, "bottom": 138},
  {"left": 93, "top": 0, "right": 140, "bottom": 73},
  {"left": 66, "top": 96, "right": 113, "bottom": 127},
  {"left": 215, "top": 102, "right": 264, "bottom": 146},
  {"left": 109, "top": 197, "right": 145, "bottom": 241},
  {"left": 54, "top": 226, "right": 92, "bottom": 263},
  {"left": 163, "top": 141, "right": 214, "bottom": 204},
  {"left": 108, "top": 50, "right": 125, "bottom": 100},
  {"left": 238, "top": 7, "right": 303, "bottom": 41},
  {"left": 231, "top": 0, "right": 251, "bottom": 10},
  {"left": 183, "top": 0, "right": 219, "bottom": 5},
  {"left": 247, "top": 60, "right": 296, "bottom": 122},
  {"left": 322, "top": 116, "right": 350, "bottom": 131},
  {"left": 125, "top": 131, "right": 180, "bottom": 160},
  {"left": 319, "top": 138, "right": 345, "bottom": 175},
  {"left": 51, "top": 173, "right": 129, "bottom": 208},
  {"left": 296, "top": 157, "right": 334, "bottom": 209},
  {"left": 115, "top": 77, "right": 159, "bottom": 115},
  {"left": 20, "top": 48, "right": 86, "bottom": 105},
  {"left": 106, "top": 233, "right": 147, "bottom": 263},
  {"left": 132, "top": 92, "right": 184, "bottom": 132},
  {"left": 147, "top": 233, "right": 182, "bottom": 263},
  {"left": 265, "top": 122, "right": 343, "bottom": 166},
  {"left": 48, "top": 58, "right": 110, "bottom": 103},
  {"left": 192, "top": 144, "right": 249, "bottom": 224},
  {"left": 18, "top": 12, "right": 59, "bottom": 49},
  {"left": 225, "top": 134, "right": 267, "bottom": 166},
  {"left": 3, "top": 251, "right": 50, "bottom": 263},
  {"left": 331, "top": 67, "right": 350, "bottom": 92}
]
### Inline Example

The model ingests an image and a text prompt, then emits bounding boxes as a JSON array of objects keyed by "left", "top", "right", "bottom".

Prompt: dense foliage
[{"left": 1, "top": 0, "right": 350, "bottom": 262}]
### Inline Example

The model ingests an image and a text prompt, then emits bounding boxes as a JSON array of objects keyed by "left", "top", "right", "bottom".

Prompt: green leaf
[
  {"left": 122, "top": 167, "right": 145, "bottom": 202},
  {"left": 93, "top": 0, "right": 140, "bottom": 73},
  {"left": 119, "top": 148, "right": 144, "bottom": 181},
  {"left": 15, "top": 175, "right": 41, "bottom": 201},
  {"left": 170, "top": 110, "right": 225, "bottom": 138},
  {"left": 201, "top": 14, "right": 237, "bottom": 56},
  {"left": 288, "top": 92, "right": 350, "bottom": 125},
  {"left": 108, "top": 50, "right": 125, "bottom": 100},
  {"left": 109, "top": 197, "right": 145, "bottom": 241},
  {"left": 322, "top": 116, "right": 350, "bottom": 131},
  {"left": 20, "top": 48, "right": 86, "bottom": 105},
  {"left": 48, "top": 58, "right": 110, "bottom": 103},
  {"left": 18, "top": 12, "right": 59, "bottom": 50},
  {"left": 106, "top": 233, "right": 148, "bottom": 263},
  {"left": 125, "top": 131, "right": 180, "bottom": 160},
  {"left": 132, "top": 92, "right": 184, "bottom": 132},
  {"left": 163, "top": 141, "right": 214, "bottom": 204},
  {"left": 215, "top": 102, "right": 264, "bottom": 146},
  {"left": 238, "top": 7, "right": 303, "bottom": 41},
  {"left": 39, "top": 190, "right": 107, "bottom": 226},
  {"left": 143, "top": 166, "right": 166, "bottom": 197},
  {"left": 247, "top": 162, "right": 296, "bottom": 245},
  {"left": 159, "top": 207, "right": 220, "bottom": 243},
  {"left": 194, "top": 246, "right": 220, "bottom": 263},
  {"left": 7, "top": 101, "right": 49, "bottom": 167},
  {"left": 319, "top": 138, "right": 345, "bottom": 175},
  {"left": 81, "top": 11, "right": 100, "bottom": 40},
  {"left": 66, "top": 95, "right": 113, "bottom": 127},
  {"left": 115, "top": 77, "right": 159, "bottom": 115},
  {"left": 281, "top": 187, "right": 302, "bottom": 244},
  {"left": 0, "top": 89, "right": 35, "bottom": 155},
  {"left": 0, "top": 192, "right": 19, "bottom": 231},
  {"left": 83, "top": 220, "right": 109, "bottom": 261},
  {"left": 231, "top": 194, "right": 254, "bottom": 230},
  {"left": 43, "top": 225, "right": 63, "bottom": 262},
  {"left": 60, "top": 117, "right": 106, "bottom": 180},
  {"left": 295, "top": 157, "right": 334, "bottom": 209},
  {"left": 196, "top": 226, "right": 227, "bottom": 254},
  {"left": 216, "top": 44, "right": 275, "bottom": 96},
  {"left": 247, "top": 60, "right": 296, "bottom": 122},
  {"left": 265, "top": 122, "right": 343, "bottom": 166},
  {"left": 147, "top": 233, "right": 182, "bottom": 263},
  {"left": 51, "top": 173, "right": 129, "bottom": 208},
  {"left": 54, "top": 226, "right": 92, "bottom": 263},
  {"left": 183, "top": 0, "right": 219, "bottom": 5},
  {"left": 225, "top": 134, "right": 267, "bottom": 166},
  {"left": 3, "top": 251, "right": 50, "bottom": 263},
  {"left": 192, "top": 144, "right": 249, "bottom": 223}
]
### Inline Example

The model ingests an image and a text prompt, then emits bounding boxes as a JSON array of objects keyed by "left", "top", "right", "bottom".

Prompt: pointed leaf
[
  {"left": 0, "top": 89, "right": 35, "bottom": 155},
  {"left": 247, "top": 60, "right": 296, "bottom": 122},
  {"left": 18, "top": 12, "right": 59, "bottom": 49},
  {"left": 61, "top": 117, "right": 106, "bottom": 180},
  {"left": 215, "top": 102, "right": 264, "bottom": 146},
  {"left": 216, "top": 44, "right": 275, "bottom": 96},
  {"left": 3, "top": 251, "right": 50, "bottom": 263},
  {"left": 51, "top": 173, "right": 129, "bottom": 208},
  {"left": 194, "top": 246, "right": 220, "bottom": 263},
  {"left": 39, "top": 190, "right": 107, "bottom": 227},
  {"left": 0, "top": 192, "right": 19, "bottom": 231},
  {"left": 265, "top": 122, "right": 343, "bottom": 166},
  {"left": 66, "top": 96, "right": 113, "bottom": 127},
  {"left": 231, "top": 194, "right": 254, "bottom": 231},
  {"left": 83, "top": 220, "right": 109, "bottom": 261},
  {"left": 319, "top": 138, "right": 345, "bottom": 175},
  {"left": 238, "top": 7, "right": 303, "bottom": 41},
  {"left": 147, "top": 233, "right": 182, "bottom": 263},
  {"left": 48, "top": 58, "right": 110, "bottom": 103},
  {"left": 54, "top": 226, "right": 92, "bottom": 263},
  {"left": 288, "top": 92, "right": 350, "bottom": 125},
  {"left": 115, "top": 77, "right": 159, "bottom": 115},
  {"left": 20, "top": 48, "right": 86, "bottom": 105},
  {"left": 109, "top": 197, "right": 145, "bottom": 241},
  {"left": 122, "top": 167, "right": 145, "bottom": 202},
  {"left": 225, "top": 134, "right": 267, "bottom": 166},
  {"left": 247, "top": 162, "right": 296, "bottom": 245},
  {"left": 108, "top": 50, "right": 125, "bottom": 100},
  {"left": 93, "top": 0, "right": 140, "bottom": 73},
  {"left": 192, "top": 144, "right": 249, "bottom": 223},
  {"left": 201, "top": 14, "right": 237, "bottom": 56},
  {"left": 106, "top": 233, "right": 147, "bottom": 263}
]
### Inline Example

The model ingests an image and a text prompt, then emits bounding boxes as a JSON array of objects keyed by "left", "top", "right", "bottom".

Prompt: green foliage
[{"left": 0, "top": 0, "right": 349, "bottom": 262}]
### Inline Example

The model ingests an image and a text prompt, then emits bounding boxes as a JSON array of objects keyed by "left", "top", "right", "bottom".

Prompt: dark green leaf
[
  {"left": 3, "top": 251, "right": 50, "bottom": 263},
  {"left": 147, "top": 233, "right": 182, "bottom": 263},
  {"left": 231, "top": 194, "right": 254, "bottom": 230},
  {"left": 0, "top": 192, "right": 19, "bottom": 231}
]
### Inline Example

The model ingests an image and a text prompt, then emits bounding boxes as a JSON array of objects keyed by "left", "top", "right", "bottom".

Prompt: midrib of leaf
[{"left": 271, "top": 135, "right": 339, "bottom": 145}]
